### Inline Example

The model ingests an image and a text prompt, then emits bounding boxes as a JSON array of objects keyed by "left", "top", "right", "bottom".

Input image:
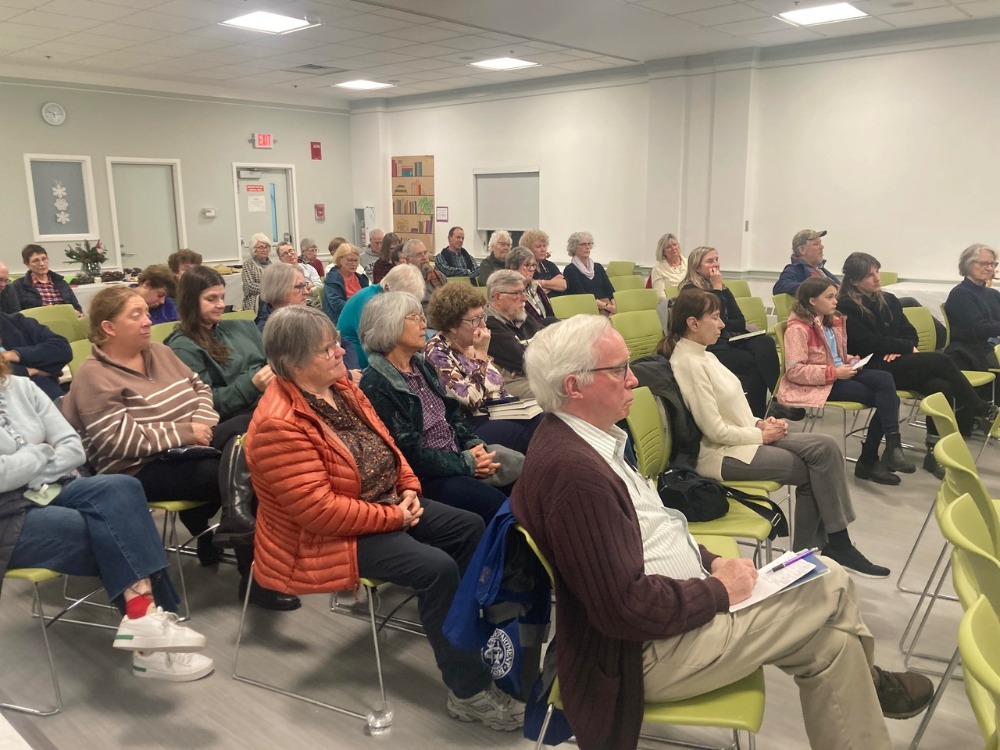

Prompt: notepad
[
  {"left": 728, "top": 330, "right": 767, "bottom": 342},
  {"left": 729, "top": 550, "right": 830, "bottom": 612},
  {"left": 852, "top": 353, "right": 873, "bottom": 370}
]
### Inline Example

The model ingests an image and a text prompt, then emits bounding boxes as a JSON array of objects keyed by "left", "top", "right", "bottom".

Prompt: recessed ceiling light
[
  {"left": 335, "top": 80, "right": 396, "bottom": 90},
  {"left": 471, "top": 57, "right": 539, "bottom": 71},
  {"left": 220, "top": 11, "right": 319, "bottom": 35},
  {"left": 779, "top": 3, "right": 867, "bottom": 25}
]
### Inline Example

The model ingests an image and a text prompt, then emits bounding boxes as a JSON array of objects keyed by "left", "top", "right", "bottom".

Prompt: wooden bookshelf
[{"left": 390, "top": 155, "right": 434, "bottom": 246}]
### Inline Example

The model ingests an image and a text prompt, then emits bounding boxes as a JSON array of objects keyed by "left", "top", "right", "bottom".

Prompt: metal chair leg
[
  {"left": 165, "top": 512, "right": 192, "bottom": 622},
  {"left": 902, "top": 556, "right": 956, "bottom": 671},
  {"left": 908, "top": 646, "right": 962, "bottom": 750},
  {"left": 2, "top": 582, "right": 62, "bottom": 716}
]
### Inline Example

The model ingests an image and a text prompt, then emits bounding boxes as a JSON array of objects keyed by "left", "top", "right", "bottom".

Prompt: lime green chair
[
  {"left": 605, "top": 260, "right": 635, "bottom": 277},
  {"left": 663, "top": 284, "right": 681, "bottom": 300},
  {"left": 150, "top": 322, "right": 176, "bottom": 344},
  {"left": 613, "top": 288, "right": 658, "bottom": 314},
  {"left": 610, "top": 274, "right": 645, "bottom": 292},
  {"left": 448, "top": 275, "right": 473, "bottom": 286},
  {"left": 2, "top": 569, "right": 64, "bottom": 716},
  {"left": 906, "top": 306, "right": 994, "bottom": 392},
  {"left": 514, "top": 525, "right": 766, "bottom": 750},
  {"left": 772, "top": 293, "right": 795, "bottom": 324},
  {"left": 20, "top": 304, "right": 77, "bottom": 325},
  {"left": 549, "top": 293, "right": 598, "bottom": 319},
  {"left": 726, "top": 279, "right": 752, "bottom": 298},
  {"left": 735, "top": 296, "right": 772, "bottom": 335},
  {"left": 959, "top": 595, "right": 1000, "bottom": 750},
  {"left": 68, "top": 338, "right": 91, "bottom": 378},
  {"left": 148, "top": 500, "right": 215, "bottom": 621},
  {"left": 73, "top": 315, "right": 89, "bottom": 342},
  {"left": 879, "top": 270, "right": 898, "bottom": 286},
  {"left": 612, "top": 311, "right": 664, "bottom": 362},
  {"left": 625, "top": 387, "right": 774, "bottom": 559},
  {"left": 222, "top": 309, "right": 256, "bottom": 321}
]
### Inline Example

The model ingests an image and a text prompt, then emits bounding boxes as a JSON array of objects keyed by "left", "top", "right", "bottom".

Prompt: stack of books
[{"left": 484, "top": 398, "right": 543, "bottom": 420}]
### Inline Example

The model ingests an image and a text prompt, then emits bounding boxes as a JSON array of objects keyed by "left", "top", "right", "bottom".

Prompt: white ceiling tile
[
  {"left": 427, "top": 21, "right": 483, "bottom": 35},
  {"left": 434, "top": 34, "right": 505, "bottom": 52},
  {"left": 127, "top": 58, "right": 214, "bottom": 75},
  {"left": 878, "top": 5, "right": 969, "bottom": 25},
  {"left": 69, "top": 32, "right": 135, "bottom": 50},
  {"left": 11, "top": 10, "right": 103, "bottom": 31},
  {"left": 476, "top": 31, "right": 528, "bottom": 43},
  {"left": 393, "top": 56, "right": 454, "bottom": 70},
  {"left": 520, "top": 51, "right": 584, "bottom": 64},
  {"left": 383, "top": 24, "right": 465, "bottom": 43},
  {"left": 391, "top": 42, "right": 477, "bottom": 59},
  {"left": 811, "top": 16, "right": 895, "bottom": 36},
  {"left": 86, "top": 22, "right": 172, "bottom": 42},
  {"left": 349, "top": 50, "right": 417, "bottom": 65},
  {"left": 521, "top": 40, "right": 571, "bottom": 52},
  {"left": 184, "top": 64, "right": 249, "bottom": 79},
  {"left": 290, "top": 24, "right": 371, "bottom": 44},
  {"left": 401, "top": 68, "right": 459, "bottom": 81},
  {"left": 0, "top": 33, "right": 38, "bottom": 52},
  {"left": 36, "top": 0, "right": 138, "bottom": 22},
  {"left": 0, "top": 8, "right": 26, "bottom": 22},
  {"left": 373, "top": 8, "right": 435, "bottom": 23},
  {"left": 330, "top": 13, "right": 415, "bottom": 34},
  {"left": 743, "top": 26, "right": 824, "bottom": 44},
  {"left": 87, "top": 0, "right": 162, "bottom": 6},
  {"left": 340, "top": 33, "right": 411, "bottom": 51},
  {"left": 956, "top": 0, "right": 1000, "bottom": 18},
  {"left": 0, "top": 0, "right": 50, "bottom": 8},
  {"left": 78, "top": 50, "right": 170, "bottom": 67},
  {"left": 636, "top": 0, "right": 736, "bottom": 14},
  {"left": 232, "top": 69, "right": 318, "bottom": 83},
  {"left": 113, "top": 11, "right": 208, "bottom": 33},
  {"left": 254, "top": 49, "right": 335, "bottom": 66},
  {"left": 0, "top": 22, "right": 69, "bottom": 40},
  {"left": 305, "top": 43, "right": 371, "bottom": 59},
  {"left": 28, "top": 39, "right": 104, "bottom": 57},
  {"left": 679, "top": 4, "right": 769, "bottom": 26},
  {"left": 712, "top": 16, "right": 795, "bottom": 36},
  {"left": 147, "top": 0, "right": 238, "bottom": 22},
  {"left": 186, "top": 23, "right": 264, "bottom": 42},
  {"left": 6, "top": 49, "right": 91, "bottom": 63},
  {"left": 850, "top": 0, "right": 949, "bottom": 12},
  {"left": 548, "top": 58, "right": 618, "bottom": 72}
]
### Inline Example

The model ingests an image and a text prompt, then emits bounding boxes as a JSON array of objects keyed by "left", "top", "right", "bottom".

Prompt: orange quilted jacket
[{"left": 245, "top": 376, "right": 420, "bottom": 594}]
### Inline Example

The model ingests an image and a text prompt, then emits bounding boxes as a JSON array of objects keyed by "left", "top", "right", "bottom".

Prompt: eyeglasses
[
  {"left": 405, "top": 312, "right": 427, "bottom": 324},
  {"left": 461, "top": 313, "right": 487, "bottom": 327},
  {"left": 496, "top": 242, "right": 513, "bottom": 248},
  {"left": 497, "top": 290, "right": 526, "bottom": 298},
  {"left": 292, "top": 283, "right": 309, "bottom": 291},
  {"left": 317, "top": 342, "right": 341, "bottom": 359},
  {"left": 973, "top": 260, "right": 999, "bottom": 269},
  {"left": 581, "top": 361, "right": 631, "bottom": 380},
  {"left": 278, "top": 250, "right": 297, "bottom": 258},
  {"left": 28, "top": 257, "right": 48, "bottom": 265},
  {"left": 576, "top": 242, "right": 594, "bottom": 248},
  {"left": 522, "top": 263, "right": 538, "bottom": 271},
  {"left": 253, "top": 244, "right": 271, "bottom": 252}
]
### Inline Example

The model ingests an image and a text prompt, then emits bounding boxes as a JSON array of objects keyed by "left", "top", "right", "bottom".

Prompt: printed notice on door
[{"left": 247, "top": 195, "right": 266, "bottom": 212}]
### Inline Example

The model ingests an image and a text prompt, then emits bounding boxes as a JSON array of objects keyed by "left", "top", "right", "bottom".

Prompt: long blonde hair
[{"left": 682, "top": 246, "right": 719, "bottom": 291}]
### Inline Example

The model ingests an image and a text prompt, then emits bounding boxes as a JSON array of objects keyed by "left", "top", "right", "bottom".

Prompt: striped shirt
[
  {"left": 61, "top": 342, "right": 219, "bottom": 476},
  {"left": 555, "top": 411, "right": 706, "bottom": 581}
]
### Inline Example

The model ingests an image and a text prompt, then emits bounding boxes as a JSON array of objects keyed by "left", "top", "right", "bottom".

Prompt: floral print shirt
[{"left": 423, "top": 332, "right": 509, "bottom": 413}]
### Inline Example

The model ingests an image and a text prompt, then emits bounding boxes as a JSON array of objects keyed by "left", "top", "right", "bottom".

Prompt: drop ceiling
[{"left": 0, "top": 0, "right": 998, "bottom": 108}]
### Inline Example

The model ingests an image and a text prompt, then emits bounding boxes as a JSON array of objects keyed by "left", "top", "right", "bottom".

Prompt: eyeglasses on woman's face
[
  {"left": 461, "top": 313, "right": 487, "bottom": 327},
  {"left": 316, "top": 340, "right": 342, "bottom": 359},
  {"left": 405, "top": 312, "right": 427, "bottom": 324},
  {"left": 292, "top": 282, "right": 309, "bottom": 291},
  {"left": 973, "top": 260, "right": 998, "bottom": 269}
]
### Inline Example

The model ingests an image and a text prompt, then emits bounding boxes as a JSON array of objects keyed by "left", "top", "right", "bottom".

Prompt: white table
[
  {"left": 886, "top": 282, "right": 953, "bottom": 320},
  {"left": 73, "top": 274, "right": 243, "bottom": 313}
]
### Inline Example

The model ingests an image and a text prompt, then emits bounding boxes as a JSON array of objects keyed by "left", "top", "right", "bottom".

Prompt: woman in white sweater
[{"left": 661, "top": 288, "right": 888, "bottom": 578}]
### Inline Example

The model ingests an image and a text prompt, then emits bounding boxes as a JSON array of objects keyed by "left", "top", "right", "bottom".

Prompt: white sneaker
[
  {"left": 132, "top": 651, "right": 214, "bottom": 682},
  {"left": 447, "top": 684, "right": 525, "bottom": 731},
  {"left": 113, "top": 607, "right": 207, "bottom": 652}
]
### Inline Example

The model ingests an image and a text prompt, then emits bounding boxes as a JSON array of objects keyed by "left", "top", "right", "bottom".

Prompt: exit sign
[{"left": 254, "top": 132, "right": 273, "bottom": 149}]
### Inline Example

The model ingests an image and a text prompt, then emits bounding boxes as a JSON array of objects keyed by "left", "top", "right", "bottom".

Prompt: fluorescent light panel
[
  {"left": 471, "top": 57, "right": 539, "bottom": 71},
  {"left": 778, "top": 3, "right": 867, "bottom": 25},
  {"left": 335, "top": 80, "right": 396, "bottom": 90},
  {"left": 220, "top": 11, "right": 318, "bottom": 34}
]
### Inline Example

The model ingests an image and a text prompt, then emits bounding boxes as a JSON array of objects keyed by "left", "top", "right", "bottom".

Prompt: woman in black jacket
[
  {"left": 837, "top": 252, "right": 995, "bottom": 476},
  {"left": 942, "top": 243, "right": 1000, "bottom": 372}
]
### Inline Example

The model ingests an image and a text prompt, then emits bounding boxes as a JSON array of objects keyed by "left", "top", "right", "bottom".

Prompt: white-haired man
[
  {"left": 484, "top": 270, "right": 543, "bottom": 398},
  {"left": 510, "top": 315, "right": 932, "bottom": 750},
  {"left": 359, "top": 228, "right": 384, "bottom": 277},
  {"left": 401, "top": 239, "right": 447, "bottom": 313}
]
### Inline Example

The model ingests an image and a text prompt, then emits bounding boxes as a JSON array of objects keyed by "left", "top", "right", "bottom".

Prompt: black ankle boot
[
  {"left": 883, "top": 433, "right": 916, "bottom": 474},
  {"left": 855, "top": 456, "right": 900, "bottom": 485},
  {"left": 238, "top": 577, "right": 301, "bottom": 611},
  {"left": 214, "top": 436, "right": 256, "bottom": 548},
  {"left": 922, "top": 450, "right": 945, "bottom": 480}
]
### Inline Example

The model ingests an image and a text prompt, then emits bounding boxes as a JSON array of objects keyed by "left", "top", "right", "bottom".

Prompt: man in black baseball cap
[{"left": 773, "top": 229, "right": 840, "bottom": 296}]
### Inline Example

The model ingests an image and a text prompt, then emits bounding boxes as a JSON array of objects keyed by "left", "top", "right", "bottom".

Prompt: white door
[
  {"left": 233, "top": 165, "right": 298, "bottom": 256},
  {"left": 108, "top": 160, "right": 184, "bottom": 270}
]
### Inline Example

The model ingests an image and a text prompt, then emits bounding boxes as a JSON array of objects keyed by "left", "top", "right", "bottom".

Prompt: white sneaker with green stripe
[
  {"left": 133, "top": 651, "right": 214, "bottom": 682},
  {"left": 113, "top": 608, "right": 206, "bottom": 652}
]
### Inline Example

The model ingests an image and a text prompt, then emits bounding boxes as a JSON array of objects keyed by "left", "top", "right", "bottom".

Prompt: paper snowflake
[
  {"left": 52, "top": 183, "right": 68, "bottom": 199},
  {"left": 54, "top": 198, "right": 68, "bottom": 211},
  {"left": 56, "top": 211, "right": 70, "bottom": 225}
]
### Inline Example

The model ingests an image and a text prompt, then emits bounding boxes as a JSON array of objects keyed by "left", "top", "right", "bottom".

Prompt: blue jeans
[
  {"left": 828, "top": 368, "right": 900, "bottom": 458},
  {"left": 419, "top": 475, "right": 506, "bottom": 524},
  {"left": 8, "top": 475, "right": 180, "bottom": 615}
]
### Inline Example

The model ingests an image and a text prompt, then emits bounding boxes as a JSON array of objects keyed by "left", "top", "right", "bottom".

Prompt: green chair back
[
  {"left": 74, "top": 315, "right": 89, "bottom": 342},
  {"left": 448, "top": 276, "right": 473, "bottom": 286},
  {"left": 726, "top": 279, "right": 751, "bottom": 298},
  {"left": 940, "top": 304, "right": 952, "bottom": 347},
  {"left": 959, "top": 595, "right": 1000, "bottom": 749},
  {"left": 605, "top": 261, "right": 635, "bottom": 278},
  {"left": 38, "top": 317, "right": 79, "bottom": 342},
  {"left": 772, "top": 294, "right": 795, "bottom": 324},
  {"left": 735, "top": 296, "right": 769, "bottom": 333},
  {"left": 902, "top": 306, "right": 937, "bottom": 353},
  {"left": 611, "top": 310, "right": 663, "bottom": 362},
  {"left": 663, "top": 284, "right": 681, "bottom": 299},
  {"left": 919, "top": 391, "right": 961, "bottom": 438},
  {"left": 150, "top": 322, "right": 176, "bottom": 344},
  {"left": 625, "top": 386, "right": 669, "bottom": 479},
  {"left": 20, "top": 304, "right": 77, "bottom": 324},
  {"left": 879, "top": 271, "right": 899, "bottom": 286},
  {"left": 613, "top": 288, "right": 659, "bottom": 314},
  {"left": 549, "top": 294, "right": 598, "bottom": 319},
  {"left": 222, "top": 310, "right": 256, "bottom": 321},
  {"left": 937, "top": 433, "right": 1000, "bottom": 556},
  {"left": 610, "top": 275, "right": 644, "bottom": 292},
  {"left": 941, "top": 493, "right": 1000, "bottom": 610},
  {"left": 68, "top": 339, "right": 92, "bottom": 377}
]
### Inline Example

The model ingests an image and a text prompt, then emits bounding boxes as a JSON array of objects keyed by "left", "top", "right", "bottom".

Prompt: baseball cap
[{"left": 792, "top": 229, "right": 827, "bottom": 250}]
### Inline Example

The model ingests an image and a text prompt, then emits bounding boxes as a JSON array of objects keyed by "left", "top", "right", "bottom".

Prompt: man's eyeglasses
[
  {"left": 405, "top": 312, "right": 427, "bottom": 324},
  {"left": 279, "top": 250, "right": 297, "bottom": 258},
  {"left": 581, "top": 361, "right": 631, "bottom": 380},
  {"left": 461, "top": 313, "right": 487, "bottom": 327},
  {"left": 497, "top": 290, "right": 526, "bottom": 299}
]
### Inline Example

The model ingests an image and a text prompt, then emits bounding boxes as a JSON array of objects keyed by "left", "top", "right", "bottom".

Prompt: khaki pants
[{"left": 642, "top": 560, "right": 891, "bottom": 750}]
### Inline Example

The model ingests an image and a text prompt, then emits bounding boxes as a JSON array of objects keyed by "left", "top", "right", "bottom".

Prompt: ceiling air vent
[{"left": 288, "top": 64, "right": 345, "bottom": 74}]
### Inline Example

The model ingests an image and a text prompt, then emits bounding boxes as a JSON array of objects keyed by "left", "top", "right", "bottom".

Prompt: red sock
[{"left": 125, "top": 593, "right": 155, "bottom": 620}]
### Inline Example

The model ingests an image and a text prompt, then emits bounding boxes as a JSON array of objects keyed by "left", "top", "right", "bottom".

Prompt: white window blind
[{"left": 475, "top": 172, "right": 539, "bottom": 231}]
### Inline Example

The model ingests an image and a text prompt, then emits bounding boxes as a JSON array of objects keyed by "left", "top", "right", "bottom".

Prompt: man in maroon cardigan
[{"left": 510, "top": 315, "right": 932, "bottom": 750}]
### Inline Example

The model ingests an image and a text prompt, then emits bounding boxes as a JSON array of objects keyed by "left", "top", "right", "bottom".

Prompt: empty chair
[
  {"left": 610, "top": 274, "right": 645, "bottom": 292},
  {"left": 613, "top": 288, "right": 659, "bottom": 314},
  {"left": 612, "top": 310, "right": 666, "bottom": 362},
  {"left": 549, "top": 293, "right": 599, "bottom": 319},
  {"left": 726, "top": 279, "right": 752, "bottom": 298},
  {"left": 605, "top": 260, "right": 636, "bottom": 277}
]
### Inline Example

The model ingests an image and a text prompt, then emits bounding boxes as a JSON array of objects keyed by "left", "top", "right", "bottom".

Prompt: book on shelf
[{"left": 484, "top": 398, "right": 543, "bottom": 420}]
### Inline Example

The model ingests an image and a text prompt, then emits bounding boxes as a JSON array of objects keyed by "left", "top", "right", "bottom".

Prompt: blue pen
[{"left": 772, "top": 547, "right": 819, "bottom": 572}]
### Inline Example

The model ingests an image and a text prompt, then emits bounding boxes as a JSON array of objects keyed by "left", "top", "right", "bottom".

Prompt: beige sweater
[{"left": 669, "top": 336, "right": 763, "bottom": 479}]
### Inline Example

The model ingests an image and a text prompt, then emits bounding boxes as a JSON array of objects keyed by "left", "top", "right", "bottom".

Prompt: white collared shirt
[{"left": 555, "top": 412, "right": 707, "bottom": 581}]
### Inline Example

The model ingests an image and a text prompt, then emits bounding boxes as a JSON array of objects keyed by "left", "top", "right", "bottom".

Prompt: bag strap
[{"left": 725, "top": 487, "right": 789, "bottom": 540}]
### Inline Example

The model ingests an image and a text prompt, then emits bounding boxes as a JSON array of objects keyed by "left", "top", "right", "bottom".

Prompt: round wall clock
[{"left": 41, "top": 102, "right": 66, "bottom": 126}]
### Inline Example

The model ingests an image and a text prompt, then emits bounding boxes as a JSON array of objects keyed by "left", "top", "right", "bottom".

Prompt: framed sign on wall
[{"left": 24, "top": 154, "right": 100, "bottom": 242}]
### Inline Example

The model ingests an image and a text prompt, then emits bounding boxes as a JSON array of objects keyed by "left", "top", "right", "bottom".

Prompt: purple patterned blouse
[{"left": 423, "top": 332, "right": 509, "bottom": 413}]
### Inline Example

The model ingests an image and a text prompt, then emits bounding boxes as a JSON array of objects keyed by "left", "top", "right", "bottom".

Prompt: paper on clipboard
[
  {"left": 729, "top": 550, "right": 829, "bottom": 612},
  {"left": 852, "top": 353, "right": 873, "bottom": 370}
]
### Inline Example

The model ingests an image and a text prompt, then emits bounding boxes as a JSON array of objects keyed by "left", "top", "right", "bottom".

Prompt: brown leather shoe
[{"left": 872, "top": 665, "right": 933, "bottom": 719}]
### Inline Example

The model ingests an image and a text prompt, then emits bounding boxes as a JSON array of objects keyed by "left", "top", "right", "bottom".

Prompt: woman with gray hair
[
  {"left": 506, "top": 246, "right": 555, "bottom": 325},
  {"left": 477, "top": 230, "right": 513, "bottom": 286},
  {"left": 359, "top": 292, "right": 518, "bottom": 523},
  {"left": 298, "top": 237, "right": 323, "bottom": 279},
  {"left": 255, "top": 263, "right": 309, "bottom": 331},
  {"left": 246, "top": 305, "right": 522, "bottom": 729},
  {"left": 241, "top": 233, "right": 272, "bottom": 312},
  {"left": 943, "top": 242, "right": 1000, "bottom": 372},
  {"left": 562, "top": 231, "right": 616, "bottom": 314}
]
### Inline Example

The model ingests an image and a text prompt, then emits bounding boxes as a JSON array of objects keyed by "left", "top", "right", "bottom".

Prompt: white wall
[{"left": 2, "top": 82, "right": 353, "bottom": 272}]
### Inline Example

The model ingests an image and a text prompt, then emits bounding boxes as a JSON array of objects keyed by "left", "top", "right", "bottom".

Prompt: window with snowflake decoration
[{"left": 24, "top": 154, "right": 99, "bottom": 242}]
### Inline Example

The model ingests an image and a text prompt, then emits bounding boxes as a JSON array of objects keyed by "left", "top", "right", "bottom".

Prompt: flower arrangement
[{"left": 65, "top": 239, "right": 107, "bottom": 276}]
